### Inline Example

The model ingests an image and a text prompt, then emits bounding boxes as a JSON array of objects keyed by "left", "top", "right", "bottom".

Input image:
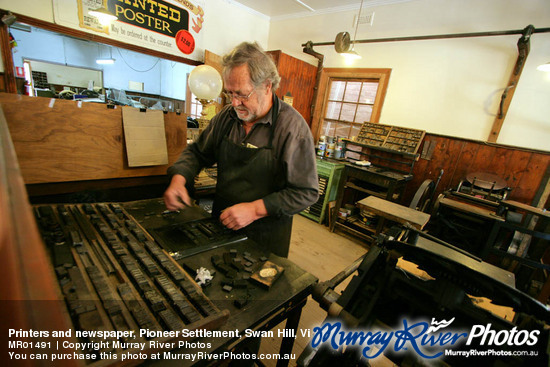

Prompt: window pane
[
  {"left": 350, "top": 124, "right": 362, "bottom": 139},
  {"left": 343, "top": 82, "right": 361, "bottom": 103},
  {"left": 340, "top": 103, "right": 357, "bottom": 122},
  {"left": 321, "top": 120, "right": 335, "bottom": 137},
  {"left": 355, "top": 104, "right": 373, "bottom": 123},
  {"left": 325, "top": 101, "right": 342, "bottom": 120},
  {"left": 360, "top": 82, "right": 379, "bottom": 104},
  {"left": 335, "top": 123, "right": 351, "bottom": 137},
  {"left": 329, "top": 81, "right": 345, "bottom": 101}
]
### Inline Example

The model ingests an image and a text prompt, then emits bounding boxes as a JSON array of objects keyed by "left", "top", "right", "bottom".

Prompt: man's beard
[{"left": 234, "top": 106, "right": 257, "bottom": 122}]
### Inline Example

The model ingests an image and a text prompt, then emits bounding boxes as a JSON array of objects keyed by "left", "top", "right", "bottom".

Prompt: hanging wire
[
  {"left": 115, "top": 47, "right": 161, "bottom": 72},
  {"left": 352, "top": 0, "right": 365, "bottom": 47}
]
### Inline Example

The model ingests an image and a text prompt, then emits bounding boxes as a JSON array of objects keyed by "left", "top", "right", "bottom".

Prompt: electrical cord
[{"left": 116, "top": 48, "right": 160, "bottom": 72}]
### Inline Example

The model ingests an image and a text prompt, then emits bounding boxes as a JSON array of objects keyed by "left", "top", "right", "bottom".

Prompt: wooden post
[
  {"left": 488, "top": 25, "right": 535, "bottom": 143},
  {"left": 0, "top": 14, "right": 17, "bottom": 93}
]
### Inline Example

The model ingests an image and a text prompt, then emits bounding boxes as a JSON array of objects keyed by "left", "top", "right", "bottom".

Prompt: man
[{"left": 164, "top": 42, "right": 319, "bottom": 258}]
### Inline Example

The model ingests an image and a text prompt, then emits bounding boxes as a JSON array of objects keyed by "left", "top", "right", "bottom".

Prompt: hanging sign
[
  {"left": 108, "top": 0, "right": 189, "bottom": 38},
  {"left": 55, "top": 0, "right": 205, "bottom": 60}
]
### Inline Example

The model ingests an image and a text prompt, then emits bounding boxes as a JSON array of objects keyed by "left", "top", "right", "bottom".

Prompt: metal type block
[
  {"left": 233, "top": 279, "right": 247, "bottom": 289},
  {"left": 223, "top": 252, "right": 233, "bottom": 264},
  {"left": 110, "top": 203, "right": 123, "bottom": 214},
  {"left": 69, "top": 230, "right": 83, "bottom": 246},
  {"left": 222, "top": 285, "right": 233, "bottom": 292},
  {"left": 221, "top": 278, "right": 233, "bottom": 286},
  {"left": 144, "top": 290, "right": 166, "bottom": 312},
  {"left": 161, "top": 260, "right": 185, "bottom": 281},
  {"left": 117, "top": 228, "right": 131, "bottom": 242},
  {"left": 159, "top": 309, "right": 186, "bottom": 331},
  {"left": 233, "top": 298, "right": 249, "bottom": 309},
  {"left": 230, "top": 259, "right": 244, "bottom": 271},
  {"left": 125, "top": 219, "right": 137, "bottom": 229},
  {"left": 226, "top": 269, "right": 238, "bottom": 279},
  {"left": 211, "top": 255, "right": 223, "bottom": 267},
  {"left": 127, "top": 240, "right": 142, "bottom": 254},
  {"left": 83, "top": 204, "right": 95, "bottom": 214},
  {"left": 243, "top": 255, "right": 257, "bottom": 263}
]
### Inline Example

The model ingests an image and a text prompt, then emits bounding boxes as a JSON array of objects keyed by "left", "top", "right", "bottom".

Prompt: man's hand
[
  {"left": 220, "top": 200, "right": 268, "bottom": 230},
  {"left": 163, "top": 174, "right": 192, "bottom": 210}
]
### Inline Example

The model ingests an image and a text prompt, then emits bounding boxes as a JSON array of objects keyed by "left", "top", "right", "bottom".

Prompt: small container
[
  {"left": 334, "top": 141, "right": 346, "bottom": 159},
  {"left": 325, "top": 142, "right": 335, "bottom": 158},
  {"left": 316, "top": 140, "right": 327, "bottom": 156}
]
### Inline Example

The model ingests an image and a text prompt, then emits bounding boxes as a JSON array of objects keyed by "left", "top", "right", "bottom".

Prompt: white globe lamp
[{"left": 188, "top": 65, "right": 223, "bottom": 130}]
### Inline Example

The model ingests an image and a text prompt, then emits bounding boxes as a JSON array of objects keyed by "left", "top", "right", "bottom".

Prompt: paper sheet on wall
[{"left": 122, "top": 107, "right": 168, "bottom": 167}]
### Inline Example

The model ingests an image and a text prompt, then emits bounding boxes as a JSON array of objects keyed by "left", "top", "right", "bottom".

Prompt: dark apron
[{"left": 212, "top": 95, "right": 293, "bottom": 257}]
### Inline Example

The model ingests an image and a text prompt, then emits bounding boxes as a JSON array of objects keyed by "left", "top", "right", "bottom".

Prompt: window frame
[{"left": 311, "top": 68, "right": 391, "bottom": 142}]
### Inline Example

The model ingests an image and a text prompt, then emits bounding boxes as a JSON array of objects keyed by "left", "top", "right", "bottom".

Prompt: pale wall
[{"left": 268, "top": 0, "right": 550, "bottom": 152}]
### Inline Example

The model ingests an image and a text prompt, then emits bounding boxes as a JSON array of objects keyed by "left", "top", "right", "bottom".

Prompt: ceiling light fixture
[
  {"left": 536, "top": 62, "right": 550, "bottom": 72},
  {"left": 335, "top": 0, "right": 364, "bottom": 60},
  {"left": 89, "top": 6, "right": 118, "bottom": 26},
  {"left": 96, "top": 58, "right": 115, "bottom": 65}
]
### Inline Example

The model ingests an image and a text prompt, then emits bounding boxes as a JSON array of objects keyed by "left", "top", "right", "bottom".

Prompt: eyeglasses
[{"left": 223, "top": 89, "right": 255, "bottom": 102}]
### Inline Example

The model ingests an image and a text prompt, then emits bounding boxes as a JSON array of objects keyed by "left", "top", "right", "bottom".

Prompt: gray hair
[{"left": 222, "top": 42, "right": 281, "bottom": 91}]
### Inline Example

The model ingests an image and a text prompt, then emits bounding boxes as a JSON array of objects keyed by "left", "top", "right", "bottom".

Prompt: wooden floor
[{"left": 257, "top": 214, "right": 396, "bottom": 367}]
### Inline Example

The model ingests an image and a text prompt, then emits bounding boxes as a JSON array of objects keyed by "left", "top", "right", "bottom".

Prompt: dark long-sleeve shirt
[{"left": 168, "top": 100, "right": 319, "bottom": 217}]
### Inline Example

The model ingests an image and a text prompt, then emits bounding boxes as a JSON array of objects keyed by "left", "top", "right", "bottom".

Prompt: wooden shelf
[
  {"left": 344, "top": 215, "right": 378, "bottom": 234},
  {"left": 345, "top": 182, "right": 386, "bottom": 198},
  {"left": 334, "top": 221, "right": 375, "bottom": 242}
]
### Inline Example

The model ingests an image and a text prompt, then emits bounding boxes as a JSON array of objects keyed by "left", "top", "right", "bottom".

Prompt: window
[
  {"left": 322, "top": 79, "right": 379, "bottom": 139},
  {"left": 188, "top": 93, "right": 203, "bottom": 119},
  {"left": 312, "top": 68, "right": 391, "bottom": 142}
]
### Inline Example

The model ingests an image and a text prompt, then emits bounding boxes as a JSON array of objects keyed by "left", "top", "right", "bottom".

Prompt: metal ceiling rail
[{"left": 301, "top": 25, "right": 550, "bottom": 48}]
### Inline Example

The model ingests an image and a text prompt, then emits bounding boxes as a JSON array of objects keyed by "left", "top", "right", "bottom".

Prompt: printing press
[{"left": 298, "top": 228, "right": 550, "bottom": 366}]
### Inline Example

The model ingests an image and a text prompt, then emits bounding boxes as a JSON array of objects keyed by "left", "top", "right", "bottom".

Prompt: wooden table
[
  {"left": 124, "top": 199, "right": 318, "bottom": 367},
  {"left": 357, "top": 195, "right": 431, "bottom": 231}
]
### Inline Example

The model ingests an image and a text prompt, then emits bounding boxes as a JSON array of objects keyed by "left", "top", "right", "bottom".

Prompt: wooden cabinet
[{"left": 267, "top": 50, "right": 317, "bottom": 126}]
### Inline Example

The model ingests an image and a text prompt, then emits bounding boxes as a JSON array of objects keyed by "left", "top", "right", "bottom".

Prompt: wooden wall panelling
[
  {"left": 402, "top": 134, "right": 550, "bottom": 207},
  {"left": 471, "top": 144, "right": 499, "bottom": 174},
  {"left": 448, "top": 140, "right": 478, "bottom": 186},
  {"left": 515, "top": 154, "right": 550, "bottom": 204},
  {"left": 426, "top": 137, "right": 464, "bottom": 190},
  {"left": 402, "top": 136, "right": 463, "bottom": 206},
  {"left": 494, "top": 149, "right": 532, "bottom": 196},
  {"left": 0, "top": 93, "right": 186, "bottom": 185},
  {"left": 0, "top": 106, "right": 77, "bottom": 364},
  {"left": 268, "top": 50, "right": 317, "bottom": 126}
]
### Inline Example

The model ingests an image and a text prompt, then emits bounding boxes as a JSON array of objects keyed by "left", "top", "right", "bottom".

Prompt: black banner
[{"left": 108, "top": 0, "right": 189, "bottom": 37}]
